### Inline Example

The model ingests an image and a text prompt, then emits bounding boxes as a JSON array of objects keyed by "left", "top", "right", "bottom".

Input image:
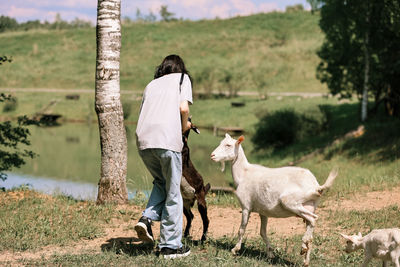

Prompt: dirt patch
[
  {"left": 326, "top": 189, "right": 400, "bottom": 211},
  {"left": 2, "top": 187, "right": 400, "bottom": 264}
]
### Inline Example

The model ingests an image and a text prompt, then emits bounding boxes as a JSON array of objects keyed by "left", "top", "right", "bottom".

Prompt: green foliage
[
  {"left": 0, "top": 15, "right": 18, "bottom": 32},
  {"left": 0, "top": 94, "right": 36, "bottom": 181},
  {"left": 0, "top": 58, "right": 34, "bottom": 181},
  {"left": 0, "top": 55, "right": 12, "bottom": 65},
  {"left": 122, "top": 100, "right": 133, "bottom": 120},
  {"left": 252, "top": 107, "right": 327, "bottom": 150},
  {"left": 306, "top": 0, "right": 323, "bottom": 14},
  {"left": 2, "top": 96, "right": 17, "bottom": 112},
  {"left": 126, "top": 8, "right": 157, "bottom": 24},
  {"left": 159, "top": 5, "right": 176, "bottom": 22},
  {"left": 317, "top": 0, "right": 400, "bottom": 117},
  {"left": 286, "top": 4, "right": 305, "bottom": 13}
]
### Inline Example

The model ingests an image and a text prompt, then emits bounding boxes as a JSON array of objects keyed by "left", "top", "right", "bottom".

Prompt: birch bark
[
  {"left": 361, "top": 10, "right": 370, "bottom": 122},
  {"left": 95, "top": 0, "right": 128, "bottom": 204}
]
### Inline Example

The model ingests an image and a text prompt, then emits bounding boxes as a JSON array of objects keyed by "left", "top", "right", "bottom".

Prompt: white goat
[
  {"left": 210, "top": 134, "right": 338, "bottom": 266},
  {"left": 341, "top": 229, "right": 400, "bottom": 267}
]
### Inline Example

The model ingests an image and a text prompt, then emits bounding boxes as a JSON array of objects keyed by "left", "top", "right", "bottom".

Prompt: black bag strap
[{"left": 179, "top": 72, "right": 184, "bottom": 93}]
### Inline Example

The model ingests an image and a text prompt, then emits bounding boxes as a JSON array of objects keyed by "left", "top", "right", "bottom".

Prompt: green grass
[
  {"left": 0, "top": 11, "right": 327, "bottom": 94},
  {"left": 4, "top": 200, "right": 400, "bottom": 266},
  {"left": 2, "top": 185, "right": 400, "bottom": 266},
  {"left": 0, "top": 187, "right": 115, "bottom": 251}
]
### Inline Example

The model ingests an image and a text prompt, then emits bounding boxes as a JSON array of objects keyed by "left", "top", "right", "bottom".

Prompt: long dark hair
[{"left": 154, "top": 54, "right": 191, "bottom": 80}]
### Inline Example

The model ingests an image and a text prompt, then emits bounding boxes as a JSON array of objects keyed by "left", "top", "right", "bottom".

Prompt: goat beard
[{"left": 220, "top": 161, "right": 225, "bottom": 172}]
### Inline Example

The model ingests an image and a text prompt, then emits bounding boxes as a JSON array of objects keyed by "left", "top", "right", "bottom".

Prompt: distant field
[{"left": 0, "top": 11, "right": 327, "bottom": 93}]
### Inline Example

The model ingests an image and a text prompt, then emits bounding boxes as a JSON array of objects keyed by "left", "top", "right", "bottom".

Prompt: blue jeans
[{"left": 138, "top": 148, "right": 183, "bottom": 249}]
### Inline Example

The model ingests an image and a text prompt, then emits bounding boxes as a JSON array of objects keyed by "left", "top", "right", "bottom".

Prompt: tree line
[{"left": 0, "top": 14, "right": 92, "bottom": 33}]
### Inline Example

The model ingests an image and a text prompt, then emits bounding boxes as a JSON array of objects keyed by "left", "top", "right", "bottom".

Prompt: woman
[{"left": 135, "top": 55, "right": 192, "bottom": 259}]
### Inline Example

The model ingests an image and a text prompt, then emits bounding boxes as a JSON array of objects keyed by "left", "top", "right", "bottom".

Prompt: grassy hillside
[{"left": 0, "top": 11, "right": 327, "bottom": 93}]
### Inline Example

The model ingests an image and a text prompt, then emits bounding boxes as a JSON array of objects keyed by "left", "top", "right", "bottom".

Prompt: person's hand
[{"left": 182, "top": 120, "right": 192, "bottom": 133}]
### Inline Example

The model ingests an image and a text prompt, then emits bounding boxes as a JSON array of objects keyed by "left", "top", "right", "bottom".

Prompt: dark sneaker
[
  {"left": 160, "top": 245, "right": 191, "bottom": 259},
  {"left": 134, "top": 216, "right": 154, "bottom": 243}
]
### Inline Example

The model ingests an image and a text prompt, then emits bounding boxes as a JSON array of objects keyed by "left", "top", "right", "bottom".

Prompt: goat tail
[
  {"left": 318, "top": 167, "right": 339, "bottom": 194},
  {"left": 204, "top": 183, "right": 211, "bottom": 195}
]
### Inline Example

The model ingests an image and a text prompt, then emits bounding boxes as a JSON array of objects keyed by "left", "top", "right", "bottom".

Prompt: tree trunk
[
  {"left": 361, "top": 19, "right": 370, "bottom": 122},
  {"left": 95, "top": 0, "right": 128, "bottom": 204}
]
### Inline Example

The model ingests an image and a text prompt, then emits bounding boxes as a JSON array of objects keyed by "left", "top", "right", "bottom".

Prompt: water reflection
[
  {"left": 3, "top": 173, "right": 150, "bottom": 200},
  {"left": 3, "top": 173, "right": 98, "bottom": 200},
  {"left": 8, "top": 123, "right": 231, "bottom": 197}
]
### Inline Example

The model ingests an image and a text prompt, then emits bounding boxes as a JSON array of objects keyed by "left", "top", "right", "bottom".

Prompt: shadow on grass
[
  {"left": 254, "top": 103, "right": 400, "bottom": 164},
  {"left": 208, "top": 237, "right": 299, "bottom": 266},
  {"left": 322, "top": 103, "right": 400, "bottom": 163},
  {"left": 101, "top": 237, "right": 154, "bottom": 256}
]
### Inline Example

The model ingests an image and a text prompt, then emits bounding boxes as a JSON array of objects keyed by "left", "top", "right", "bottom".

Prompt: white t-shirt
[{"left": 136, "top": 73, "right": 193, "bottom": 152}]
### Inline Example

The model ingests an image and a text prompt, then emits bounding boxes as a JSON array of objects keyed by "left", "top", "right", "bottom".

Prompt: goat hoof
[
  {"left": 231, "top": 248, "right": 238, "bottom": 255},
  {"left": 300, "top": 243, "right": 308, "bottom": 255}
]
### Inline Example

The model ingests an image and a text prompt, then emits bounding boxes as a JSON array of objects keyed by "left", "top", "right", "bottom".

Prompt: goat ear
[
  {"left": 340, "top": 233, "right": 351, "bottom": 240},
  {"left": 192, "top": 126, "right": 200, "bottom": 134},
  {"left": 225, "top": 133, "right": 231, "bottom": 139},
  {"left": 237, "top": 135, "right": 245, "bottom": 145},
  {"left": 357, "top": 232, "right": 362, "bottom": 238}
]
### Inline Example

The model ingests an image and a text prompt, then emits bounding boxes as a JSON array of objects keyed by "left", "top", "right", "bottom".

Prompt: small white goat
[
  {"left": 341, "top": 229, "right": 400, "bottom": 267},
  {"left": 210, "top": 134, "right": 338, "bottom": 266}
]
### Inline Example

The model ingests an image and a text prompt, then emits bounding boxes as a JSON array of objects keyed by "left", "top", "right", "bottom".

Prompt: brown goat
[{"left": 181, "top": 122, "right": 211, "bottom": 241}]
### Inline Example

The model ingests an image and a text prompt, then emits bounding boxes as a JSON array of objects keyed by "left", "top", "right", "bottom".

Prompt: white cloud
[
  {"left": 169, "top": 0, "right": 282, "bottom": 19},
  {"left": 7, "top": 6, "right": 42, "bottom": 18},
  {"left": 148, "top": 0, "right": 164, "bottom": 14},
  {"left": 231, "top": 0, "right": 257, "bottom": 16},
  {"left": 210, "top": 3, "right": 231, "bottom": 19},
  {"left": 259, "top": 3, "right": 280, "bottom": 13},
  {"left": 22, "top": 0, "right": 96, "bottom": 8},
  {"left": 181, "top": 0, "right": 214, "bottom": 8},
  {"left": 6, "top": 5, "right": 94, "bottom": 23}
]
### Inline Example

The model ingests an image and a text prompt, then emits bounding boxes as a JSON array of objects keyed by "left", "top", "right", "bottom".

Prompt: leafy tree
[
  {"left": 0, "top": 16, "right": 18, "bottom": 32},
  {"left": 373, "top": 0, "right": 400, "bottom": 117},
  {"left": 135, "top": 8, "right": 143, "bottom": 22},
  {"left": 0, "top": 57, "right": 36, "bottom": 181},
  {"left": 144, "top": 11, "right": 157, "bottom": 22},
  {"left": 159, "top": 5, "right": 176, "bottom": 22},
  {"left": 317, "top": 0, "right": 400, "bottom": 119},
  {"left": 306, "top": 0, "right": 323, "bottom": 14},
  {"left": 0, "top": 109, "right": 36, "bottom": 181},
  {"left": 0, "top": 56, "right": 12, "bottom": 65},
  {"left": 286, "top": 4, "right": 304, "bottom": 13}
]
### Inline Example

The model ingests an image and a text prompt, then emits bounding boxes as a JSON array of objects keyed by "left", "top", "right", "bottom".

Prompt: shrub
[
  {"left": 252, "top": 107, "right": 327, "bottom": 150},
  {"left": 122, "top": 101, "right": 132, "bottom": 120},
  {"left": 2, "top": 96, "right": 17, "bottom": 112}
]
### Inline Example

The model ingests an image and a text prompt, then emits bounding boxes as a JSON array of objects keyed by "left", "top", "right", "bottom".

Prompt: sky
[{"left": 0, "top": 0, "right": 310, "bottom": 24}]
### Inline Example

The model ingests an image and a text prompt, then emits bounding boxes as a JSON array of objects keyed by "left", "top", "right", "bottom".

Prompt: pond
[{"left": 3, "top": 123, "right": 233, "bottom": 200}]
